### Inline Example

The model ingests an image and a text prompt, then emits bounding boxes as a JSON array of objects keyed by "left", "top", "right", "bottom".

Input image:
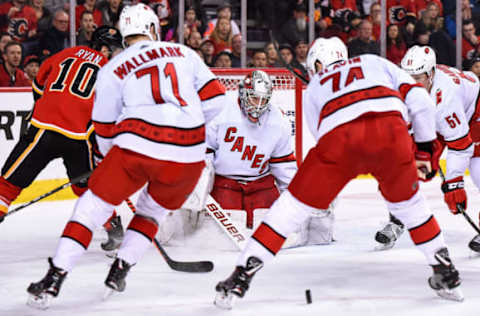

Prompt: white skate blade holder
[
  {"left": 434, "top": 287, "right": 464, "bottom": 302},
  {"left": 214, "top": 291, "right": 237, "bottom": 310},
  {"left": 103, "top": 287, "right": 117, "bottom": 301},
  {"left": 27, "top": 293, "right": 53, "bottom": 310}
]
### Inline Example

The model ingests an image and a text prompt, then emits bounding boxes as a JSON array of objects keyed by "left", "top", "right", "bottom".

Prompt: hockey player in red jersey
[
  {"left": 376, "top": 45, "right": 480, "bottom": 252},
  {"left": 214, "top": 37, "right": 463, "bottom": 309},
  {"left": 26, "top": 3, "right": 226, "bottom": 309},
  {"left": 0, "top": 26, "right": 124, "bottom": 249}
]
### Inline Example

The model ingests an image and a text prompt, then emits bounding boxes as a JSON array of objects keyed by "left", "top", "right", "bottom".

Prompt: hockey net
[{"left": 212, "top": 68, "right": 307, "bottom": 165}]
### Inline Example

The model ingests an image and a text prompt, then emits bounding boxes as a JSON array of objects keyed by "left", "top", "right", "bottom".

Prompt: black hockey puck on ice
[{"left": 305, "top": 289, "right": 312, "bottom": 304}]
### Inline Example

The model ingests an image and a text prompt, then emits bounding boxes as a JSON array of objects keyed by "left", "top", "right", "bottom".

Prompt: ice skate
[
  {"left": 468, "top": 234, "right": 480, "bottom": 253},
  {"left": 214, "top": 256, "right": 263, "bottom": 310},
  {"left": 428, "top": 248, "right": 464, "bottom": 302},
  {"left": 103, "top": 258, "right": 132, "bottom": 299},
  {"left": 374, "top": 217, "right": 404, "bottom": 251},
  {"left": 101, "top": 216, "right": 124, "bottom": 252},
  {"left": 27, "top": 258, "right": 67, "bottom": 310}
]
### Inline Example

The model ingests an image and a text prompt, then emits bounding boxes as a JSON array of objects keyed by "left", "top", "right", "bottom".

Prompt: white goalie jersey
[{"left": 205, "top": 101, "right": 297, "bottom": 191}]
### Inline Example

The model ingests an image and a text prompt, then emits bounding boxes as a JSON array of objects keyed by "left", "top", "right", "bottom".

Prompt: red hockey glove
[
  {"left": 415, "top": 140, "right": 443, "bottom": 182},
  {"left": 441, "top": 176, "right": 467, "bottom": 214}
]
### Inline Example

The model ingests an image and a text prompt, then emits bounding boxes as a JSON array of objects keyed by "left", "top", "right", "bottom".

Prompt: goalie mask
[{"left": 239, "top": 70, "right": 273, "bottom": 123}]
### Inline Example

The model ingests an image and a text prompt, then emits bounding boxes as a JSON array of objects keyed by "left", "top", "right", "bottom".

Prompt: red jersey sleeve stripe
[
  {"left": 251, "top": 223, "right": 286, "bottom": 255},
  {"left": 408, "top": 215, "right": 441, "bottom": 245},
  {"left": 319, "top": 86, "right": 402, "bottom": 128},
  {"left": 398, "top": 83, "right": 423, "bottom": 99},
  {"left": 198, "top": 79, "right": 226, "bottom": 101},
  {"left": 269, "top": 152, "right": 296, "bottom": 164},
  {"left": 445, "top": 133, "right": 473, "bottom": 151}
]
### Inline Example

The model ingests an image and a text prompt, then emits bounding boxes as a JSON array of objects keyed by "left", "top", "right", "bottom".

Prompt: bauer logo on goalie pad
[{"left": 206, "top": 203, "right": 246, "bottom": 243}]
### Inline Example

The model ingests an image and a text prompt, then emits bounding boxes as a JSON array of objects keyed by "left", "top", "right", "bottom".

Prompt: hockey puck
[{"left": 305, "top": 289, "right": 312, "bottom": 304}]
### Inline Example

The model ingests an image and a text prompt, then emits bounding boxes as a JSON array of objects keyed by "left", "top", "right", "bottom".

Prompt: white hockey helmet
[
  {"left": 238, "top": 70, "right": 273, "bottom": 122},
  {"left": 119, "top": 4, "right": 160, "bottom": 42},
  {"left": 401, "top": 45, "right": 436, "bottom": 76},
  {"left": 306, "top": 36, "right": 348, "bottom": 77}
]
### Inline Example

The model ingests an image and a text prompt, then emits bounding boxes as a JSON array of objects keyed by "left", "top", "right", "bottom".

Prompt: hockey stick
[
  {"left": 204, "top": 194, "right": 248, "bottom": 250},
  {"left": 5, "top": 171, "right": 92, "bottom": 218},
  {"left": 123, "top": 198, "right": 214, "bottom": 273},
  {"left": 269, "top": 30, "right": 310, "bottom": 84},
  {"left": 438, "top": 168, "right": 480, "bottom": 234}
]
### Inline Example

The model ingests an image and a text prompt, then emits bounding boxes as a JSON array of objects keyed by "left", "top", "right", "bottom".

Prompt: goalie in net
[{"left": 158, "top": 69, "right": 335, "bottom": 249}]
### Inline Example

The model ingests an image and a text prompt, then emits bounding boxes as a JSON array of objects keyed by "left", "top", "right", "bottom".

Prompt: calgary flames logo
[
  {"left": 389, "top": 6, "right": 407, "bottom": 24},
  {"left": 8, "top": 18, "right": 28, "bottom": 40}
]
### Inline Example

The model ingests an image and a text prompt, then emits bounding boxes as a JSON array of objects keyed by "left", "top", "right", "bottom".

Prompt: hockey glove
[
  {"left": 415, "top": 140, "right": 442, "bottom": 181},
  {"left": 441, "top": 176, "right": 467, "bottom": 214}
]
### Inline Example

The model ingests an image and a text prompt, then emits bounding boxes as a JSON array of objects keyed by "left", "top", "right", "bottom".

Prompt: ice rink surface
[{"left": 1, "top": 177, "right": 480, "bottom": 316}]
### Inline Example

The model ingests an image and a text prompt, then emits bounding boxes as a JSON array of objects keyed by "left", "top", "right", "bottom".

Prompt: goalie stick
[
  {"left": 438, "top": 168, "right": 480, "bottom": 234},
  {"left": 124, "top": 198, "right": 214, "bottom": 273},
  {"left": 5, "top": 171, "right": 92, "bottom": 218},
  {"left": 204, "top": 195, "right": 248, "bottom": 250}
]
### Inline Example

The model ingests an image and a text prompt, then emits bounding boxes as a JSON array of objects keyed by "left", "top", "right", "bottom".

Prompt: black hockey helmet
[{"left": 90, "top": 25, "right": 122, "bottom": 55}]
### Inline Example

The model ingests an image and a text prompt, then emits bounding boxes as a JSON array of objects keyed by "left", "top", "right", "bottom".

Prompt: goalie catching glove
[
  {"left": 441, "top": 176, "right": 467, "bottom": 214},
  {"left": 415, "top": 139, "right": 442, "bottom": 181}
]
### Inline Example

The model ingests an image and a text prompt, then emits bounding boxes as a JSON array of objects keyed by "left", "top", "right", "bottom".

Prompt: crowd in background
[{"left": 2, "top": 0, "right": 480, "bottom": 87}]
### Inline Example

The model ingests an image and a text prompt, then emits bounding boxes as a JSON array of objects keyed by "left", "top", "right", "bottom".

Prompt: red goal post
[{"left": 212, "top": 68, "right": 307, "bottom": 166}]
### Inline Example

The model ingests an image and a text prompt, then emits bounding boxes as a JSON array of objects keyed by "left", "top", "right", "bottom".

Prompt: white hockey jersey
[
  {"left": 92, "top": 40, "right": 226, "bottom": 163},
  {"left": 304, "top": 54, "right": 436, "bottom": 145},
  {"left": 206, "top": 102, "right": 297, "bottom": 191},
  {"left": 430, "top": 65, "right": 477, "bottom": 180}
]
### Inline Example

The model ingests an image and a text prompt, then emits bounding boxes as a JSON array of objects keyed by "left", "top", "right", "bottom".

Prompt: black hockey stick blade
[{"left": 153, "top": 238, "right": 214, "bottom": 273}]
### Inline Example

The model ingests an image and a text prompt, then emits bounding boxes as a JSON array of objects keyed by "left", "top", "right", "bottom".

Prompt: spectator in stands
[
  {"left": 460, "top": 19, "right": 480, "bottom": 61},
  {"left": 264, "top": 42, "right": 281, "bottom": 67},
  {"left": 213, "top": 50, "right": 232, "bottom": 67},
  {"left": 184, "top": 5, "right": 204, "bottom": 35},
  {"left": 186, "top": 30, "right": 202, "bottom": 50},
  {"left": 367, "top": 2, "right": 381, "bottom": 40},
  {"left": 30, "top": 0, "right": 52, "bottom": 38},
  {"left": 294, "top": 39, "right": 308, "bottom": 68},
  {"left": 22, "top": 54, "right": 39, "bottom": 82},
  {"left": 0, "top": 0, "right": 38, "bottom": 42},
  {"left": 200, "top": 38, "right": 215, "bottom": 66},
  {"left": 204, "top": 2, "right": 240, "bottom": 38},
  {"left": 279, "top": 43, "right": 294, "bottom": 65},
  {"left": 75, "top": 0, "right": 102, "bottom": 31},
  {"left": 445, "top": 0, "right": 480, "bottom": 39},
  {"left": 413, "top": 21, "right": 430, "bottom": 46},
  {"left": 37, "top": 9, "right": 69, "bottom": 59},
  {"left": 0, "top": 41, "right": 30, "bottom": 86},
  {"left": 76, "top": 11, "right": 96, "bottom": 46},
  {"left": 469, "top": 56, "right": 480, "bottom": 77},
  {"left": 98, "top": 0, "right": 123, "bottom": 27},
  {"left": 416, "top": 0, "right": 443, "bottom": 18},
  {"left": 43, "top": 0, "right": 67, "bottom": 15},
  {"left": 347, "top": 19, "right": 380, "bottom": 57},
  {"left": 420, "top": 1, "right": 443, "bottom": 32},
  {"left": 230, "top": 33, "right": 241, "bottom": 67},
  {"left": 250, "top": 49, "right": 267, "bottom": 68},
  {"left": 209, "top": 16, "right": 232, "bottom": 55},
  {"left": 386, "top": 24, "right": 407, "bottom": 65},
  {"left": 0, "top": 32, "right": 12, "bottom": 64},
  {"left": 402, "top": 16, "right": 417, "bottom": 47},
  {"left": 153, "top": 0, "right": 176, "bottom": 42},
  {"left": 278, "top": 3, "right": 307, "bottom": 47}
]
